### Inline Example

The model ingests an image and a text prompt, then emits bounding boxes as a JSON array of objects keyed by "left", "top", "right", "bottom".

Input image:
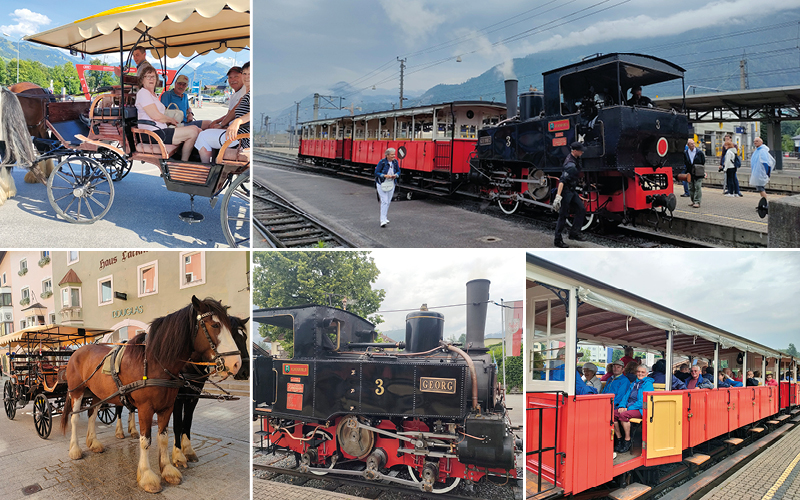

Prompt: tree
[
  {"left": 489, "top": 344, "right": 523, "bottom": 392},
  {"left": 253, "top": 251, "right": 386, "bottom": 356},
  {"left": 784, "top": 343, "right": 799, "bottom": 357},
  {"left": 0, "top": 59, "right": 7, "bottom": 86}
]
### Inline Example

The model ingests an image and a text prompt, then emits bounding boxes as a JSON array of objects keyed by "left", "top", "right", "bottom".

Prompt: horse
[
  {"left": 60, "top": 296, "right": 242, "bottom": 493},
  {"left": 8, "top": 83, "right": 57, "bottom": 183},
  {"left": 172, "top": 316, "right": 250, "bottom": 468},
  {"left": 0, "top": 86, "right": 39, "bottom": 205}
]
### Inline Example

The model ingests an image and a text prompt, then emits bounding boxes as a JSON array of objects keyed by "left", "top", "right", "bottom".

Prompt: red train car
[
  {"left": 298, "top": 102, "right": 506, "bottom": 194},
  {"left": 526, "top": 254, "right": 798, "bottom": 499}
]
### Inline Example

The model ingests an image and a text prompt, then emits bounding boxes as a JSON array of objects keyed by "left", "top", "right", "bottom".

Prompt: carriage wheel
[
  {"left": 47, "top": 156, "right": 115, "bottom": 224},
  {"left": 33, "top": 394, "right": 52, "bottom": 439},
  {"left": 220, "top": 171, "right": 250, "bottom": 248},
  {"left": 96, "top": 148, "right": 132, "bottom": 182},
  {"left": 3, "top": 380, "right": 15, "bottom": 420},
  {"left": 98, "top": 403, "right": 117, "bottom": 425}
]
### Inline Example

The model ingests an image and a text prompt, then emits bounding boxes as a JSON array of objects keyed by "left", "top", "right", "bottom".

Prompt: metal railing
[{"left": 526, "top": 391, "right": 565, "bottom": 496}]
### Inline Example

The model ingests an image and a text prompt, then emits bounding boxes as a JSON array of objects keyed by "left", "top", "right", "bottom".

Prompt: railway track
[
  {"left": 252, "top": 179, "right": 355, "bottom": 248},
  {"left": 254, "top": 149, "right": 714, "bottom": 248}
]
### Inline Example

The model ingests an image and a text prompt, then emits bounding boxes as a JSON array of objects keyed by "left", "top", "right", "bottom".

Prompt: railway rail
[{"left": 252, "top": 179, "right": 355, "bottom": 248}]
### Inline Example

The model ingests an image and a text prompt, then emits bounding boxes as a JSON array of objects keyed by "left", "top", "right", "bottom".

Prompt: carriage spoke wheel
[
  {"left": 220, "top": 171, "right": 250, "bottom": 247},
  {"left": 47, "top": 156, "right": 115, "bottom": 224},
  {"left": 33, "top": 394, "right": 52, "bottom": 439},
  {"left": 96, "top": 148, "right": 131, "bottom": 182},
  {"left": 3, "top": 380, "right": 15, "bottom": 420},
  {"left": 98, "top": 403, "right": 116, "bottom": 425},
  {"left": 407, "top": 465, "right": 462, "bottom": 494}
]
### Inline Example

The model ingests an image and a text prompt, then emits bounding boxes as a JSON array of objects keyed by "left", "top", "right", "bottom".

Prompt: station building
[{"left": 50, "top": 251, "right": 249, "bottom": 342}]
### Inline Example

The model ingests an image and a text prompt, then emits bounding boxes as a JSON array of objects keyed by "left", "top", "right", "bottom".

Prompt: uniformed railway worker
[{"left": 552, "top": 141, "right": 586, "bottom": 248}]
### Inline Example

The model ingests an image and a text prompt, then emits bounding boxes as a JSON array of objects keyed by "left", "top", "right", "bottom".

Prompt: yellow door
[{"left": 645, "top": 394, "right": 683, "bottom": 459}]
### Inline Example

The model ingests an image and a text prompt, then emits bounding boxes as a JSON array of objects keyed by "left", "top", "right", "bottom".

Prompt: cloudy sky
[
  {"left": 370, "top": 249, "right": 524, "bottom": 342},
  {"left": 257, "top": 0, "right": 800, "bottom": 116},
  {"left": 531, "top": 250, "right": 800, "bottom": 353},
  {"left": 1, "top": 2, "right": 245, "bottom": 70}
]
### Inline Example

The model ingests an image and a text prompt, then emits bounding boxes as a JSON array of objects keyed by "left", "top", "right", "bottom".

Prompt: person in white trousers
[{"left": 374, "top": 148, "right": 400, "bottom": 227}]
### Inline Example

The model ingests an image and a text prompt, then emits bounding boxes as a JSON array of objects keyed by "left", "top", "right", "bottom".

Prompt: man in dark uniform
[
  {"left": 552, "top": 142, "right": 586, "bottom": 248},
  {"left": 627, "top": 85, "right": 652, "bottom": 107}
]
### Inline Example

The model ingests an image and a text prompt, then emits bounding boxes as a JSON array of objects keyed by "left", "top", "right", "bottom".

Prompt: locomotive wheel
[
  {"left": 96, "top": 148, "right": 131, "bottom": 181},
  {"left": 3, "top": 380, "right": 15, "bottom": 420},
  {"left": 33, "top": 394, "right": 52, "bottom": 439},
  {"left": 335, "top": 415, "right": 374, "bottom": 460},
  {"left": 566, "top": 212, "right": 596, "bottom": 231},
  {"left": 305, "top": 429, "right": 335, "bottom": 475},
  {"left": 497, "top": 197, "right": 520, "bottom": 215},
  {"left": 97, "top": 403, "right": 116, "bottom": 425},
  {"left": 407, "top": 465, "right": 462, "bottom": 494},
  {"left": 221, "top": 171, "right": 250, "bottom": 248},
  {"left": 47, "top": 156, "right": 114, "bottom": 224},
  {"left": 527, "top": 169, "right": 550, "bottom": 200}
]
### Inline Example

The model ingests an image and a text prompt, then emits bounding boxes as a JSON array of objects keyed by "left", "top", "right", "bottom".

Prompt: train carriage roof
[
  {"left": 299, "top": 101, "right": 507, "bottom": 127},
  {"left": 527, "top": 253, "right": 786, "bottom": 361},
  {"left": 543, "top": 53, "right": 685, "bottom": 79},
  {"left": 0, "top": 324, "right": 113, "bottom": 350}
]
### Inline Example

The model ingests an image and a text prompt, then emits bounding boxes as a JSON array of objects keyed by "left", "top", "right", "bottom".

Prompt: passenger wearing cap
[
  {"left": 161, "top": 74, "right": 210, "bottom": 130},
  {"left": 552, "top": 141, "right": 587, "bottom": 248},
  {"left": 602, "top": 360, "right": 631, "bottom": 408},
  {"left": 626, "top": 85, "right": 653, "bottom": 107},
  {"left": 208, "top": 66, "right": 247, "bottom": 130},
  {"left": 582, "top": 362, "right": 602, "bottom": 391}
]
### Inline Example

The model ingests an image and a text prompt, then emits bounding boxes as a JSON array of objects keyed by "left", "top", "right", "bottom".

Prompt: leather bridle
[{"left": 195, "top": 311, "right": 239, "bottom": 374}]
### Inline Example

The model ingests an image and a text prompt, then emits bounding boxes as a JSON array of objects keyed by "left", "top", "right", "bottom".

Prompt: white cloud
[
  {"left": 215, "top": 56, "right": 237, "bottom": 67},
  {"left": 1, "top": 9, "right": 51, "bottom": 37},
  {"left": 379, "top": 0, "right": 446, "bottom": 43}
]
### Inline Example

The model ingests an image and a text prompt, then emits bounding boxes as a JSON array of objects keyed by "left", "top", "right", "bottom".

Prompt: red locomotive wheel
[{"left": 657, "top": 137, "right": 669, "bottom": 157}]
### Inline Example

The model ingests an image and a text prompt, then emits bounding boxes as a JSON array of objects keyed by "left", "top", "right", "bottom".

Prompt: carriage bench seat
[
  {"left": 131, "top": 127, "right": 180, "bottom": 159},
  {"left": 95, "top": 106, "right": 137, "bottom": 119}
]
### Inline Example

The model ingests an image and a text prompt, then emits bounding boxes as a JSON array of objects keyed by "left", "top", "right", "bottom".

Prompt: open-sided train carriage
[
  {"left": 0, "top": 324, "right": 112, "bottom": 439},
  {"left": 14, "top": 0, "right": 251, "bottom": 246}
]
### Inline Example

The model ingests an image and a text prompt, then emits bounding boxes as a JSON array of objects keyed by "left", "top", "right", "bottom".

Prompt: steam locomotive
[
  {"left": 252, "top": 280, "right": 519, "bottom": 494},
  {"left": 297, "top": 53, "right": 689, "bottom": 229}
]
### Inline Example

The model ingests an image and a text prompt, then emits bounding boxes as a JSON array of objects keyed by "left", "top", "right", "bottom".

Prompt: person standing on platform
[
  {"left": 721, "top": 137, "right": 740, "bottom": 198},
  {"left": 552, "top": 142, "right": 586, "bottom": 248},
  {"left": 375, "top": 148, "right": 400, "bottom": 227},
  {"left": 684, "top": 139, "right": 706, "bottom": 208},
  {"left": 749, "top": 137, "right": 774, "bottom": 209}
]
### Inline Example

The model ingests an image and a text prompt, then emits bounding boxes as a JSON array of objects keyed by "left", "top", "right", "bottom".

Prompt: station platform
[
  {"left": 253, "top": 479, "right": 365, "bottom": 499},
  {"left": 700, "top": 420, "right": 800, "bottom": 500}
]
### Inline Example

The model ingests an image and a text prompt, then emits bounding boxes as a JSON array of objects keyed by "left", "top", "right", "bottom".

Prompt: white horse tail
[{"left": 0, "top": 86, "right": 37, "bottom": 168}]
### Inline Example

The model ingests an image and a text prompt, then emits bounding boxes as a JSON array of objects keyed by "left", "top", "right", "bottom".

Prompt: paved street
[
  {"left": 0, "top": 103, "right": 248, "bottom": 248},
  {"left": 0, "top": 376, "right": 250, "bottom": 500}
]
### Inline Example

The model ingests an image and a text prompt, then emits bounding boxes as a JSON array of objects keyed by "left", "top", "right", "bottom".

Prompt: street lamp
[{"left": 2, "top": 32, "right": 22, "bottom": 83}]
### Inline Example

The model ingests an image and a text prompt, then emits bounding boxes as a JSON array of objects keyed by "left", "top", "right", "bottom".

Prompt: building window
[
  {"left": 0, "top": 293, "right": 10, "bottom": 306},
  {"left": 67, "top": 251, "right": 79, "bottom": 265},
  {"left": 98, "top": 276, "right": 113, "bottom": 306},
  {"left": 19, "top": 259, "right": 27, "bottom": 275},
  {"left": 41, "top": 251, "right": 50, "bottom": 258},
  {"left": 2, "top": 272, "right": 5, "bottom": 285},
  {"left": 49, "top": 313, "right": 56, "bottom": 325},
  {"left": 41, "top": 278, "right": 53, "bottom": 298},
  {"left": 2, "top": 322, "right": 12, "bottom": 335},
  {"left": 137, "top": 261, "right": 158, "bottom": 297},
  {"left": 21, "top": 288, "right": 30, "bottom": 302},
  {"left": 20, "top": 320, "right": 25, "bottom": 330},
  {"left": 62, "top": 287, "right": 81, "bottom": 308},
  {"left": 180, "top": 252, "right": 205, "bottom": 289}
]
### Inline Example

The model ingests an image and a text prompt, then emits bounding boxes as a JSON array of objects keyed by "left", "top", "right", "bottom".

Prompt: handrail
[{"left": 526, "top": 391, "right": 566, "bottom": 494}]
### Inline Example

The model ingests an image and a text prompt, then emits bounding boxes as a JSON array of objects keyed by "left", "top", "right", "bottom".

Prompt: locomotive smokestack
[
  {"left": 465, "top": 279, "right": 490, "bottom": 352},
  {"left": 504, "top": 79, "right": 518, "bottom": 119}
]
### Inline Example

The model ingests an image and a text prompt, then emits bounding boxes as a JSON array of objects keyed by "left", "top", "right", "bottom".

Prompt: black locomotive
[
  {"left": 472, "top": 53, "right": 689, "bottom": 227},
  {"left": 253, "top": 279, "right": 519, "bottom": 493}
]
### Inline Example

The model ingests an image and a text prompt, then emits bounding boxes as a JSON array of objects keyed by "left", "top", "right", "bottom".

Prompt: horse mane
[
  {"left": 126, "top": 298, "right": 232, "bottom": 370},
  {"left": 0, "top": 87, "right": 37, "bottom": 168}
]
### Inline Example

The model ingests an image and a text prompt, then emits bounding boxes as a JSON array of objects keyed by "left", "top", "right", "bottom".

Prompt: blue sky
[{"left": 1, "top": 2, "right": 246, "bottom": 69}]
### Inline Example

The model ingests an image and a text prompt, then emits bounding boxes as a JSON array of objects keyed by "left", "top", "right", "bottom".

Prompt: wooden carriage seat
[
  {"left": 88, "top": 93, "right": 137, "bottom": 142},
  {"left": 131, "top": 127, "right": 180, "bottom": 158}
]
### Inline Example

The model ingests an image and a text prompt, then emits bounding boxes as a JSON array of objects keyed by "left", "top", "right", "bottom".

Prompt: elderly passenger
[
  {"left": 602, "top": 360, "right": 630, "bottom": 408},
  {"left": 582, "top": 362, "right": 602, "bottom": 392},
  {"left": 375, "top": 147, "right": 400, "bottom": 227},
  {"left": 686, "top": 365, "right": 713, "bottom": 390},
  {"left": 135, "top": 66, "right": 200, "bottom": 161},
  {"left": 614, "top": 365, "right": 653, "bottom": 453},
  {"left": 650, "top": 359, "right": 686, "bottom": 390},
  {"left": 195, "top": 62, "right": 250, "bottom": 163}
]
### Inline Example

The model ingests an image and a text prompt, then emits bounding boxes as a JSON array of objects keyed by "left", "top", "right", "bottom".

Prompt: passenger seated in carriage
[
  {"left": 613, "top": 364, "right": 653, "bottom": 453},
  {"left": 134, "top": 66, "right": 201, "bottom": 162},
  {"left": 195, "top": 62, "right": 250, "bottom": 163},
  {"left": 650, "top": 358, "right": 686, "bottom": 390}
]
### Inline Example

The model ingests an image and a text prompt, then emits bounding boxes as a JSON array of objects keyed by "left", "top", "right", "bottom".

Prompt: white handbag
[{"left": 380, "top": 178, "right": 394, "bottom": 192}]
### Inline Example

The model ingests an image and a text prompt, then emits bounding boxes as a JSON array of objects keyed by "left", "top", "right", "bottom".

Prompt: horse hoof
[
  {"left": 90, "top": 443, "right": 104, "bottom": 453},
  {"left": 162, "top": 465, "right": 182, "bottom": 485},
  {"left": 115, "top": 431, "right": 125, "bottom": 439},
  {"left": 186, "top": 452, "right": 199, "bottom": 463},
  {"left": 131, "top": 431, "right": 140, "bottom": 439},
  {"left": 172, "top": 447, "right": 188, "bottom": 468},
  {"left": 137, "top": 470, "right": 162, "bottom": 494},
  {"left": 69, "top": 446, "right": 83, "bottom": 460}
]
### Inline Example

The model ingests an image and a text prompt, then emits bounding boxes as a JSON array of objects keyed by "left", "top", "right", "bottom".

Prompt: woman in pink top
[
  {"left": 766, "top": 373, "right": 778, "bottom": 386},
  {"left": 135, "top": 66, "right": 200, "bottom": 161}
]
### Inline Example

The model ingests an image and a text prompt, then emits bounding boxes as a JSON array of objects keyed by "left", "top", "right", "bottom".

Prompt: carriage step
[
  {"left": 776, "top": 414, "right": 791, "bottom": 421},
  {"left": 724, "top": 438, "right": 744, "bottom": 446},
  {"left": 749, "top": 427, "right": 765, "bottom": 433},
  {"left": 792, "top": 415, "right": 800, "bottom": 423},
  {"left": 254, "top": 430, "right": 270, "bottom": 436},
  {"left": 791, "top": 408, "right": 800, "bottom": 415},
  {"left": 608, "top": 482, "right": 651, "bottom": 500},
  {"left": 767, "top": 420, "right": 780, "bottom": 425},
  {"left": 684, "top": 454, "right": 710, "bottom": 466}
]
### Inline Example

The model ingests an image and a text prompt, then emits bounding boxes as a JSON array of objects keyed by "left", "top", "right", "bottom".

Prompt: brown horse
[{"left": 60, "top": 296, "right": 242, "bottom": 493}]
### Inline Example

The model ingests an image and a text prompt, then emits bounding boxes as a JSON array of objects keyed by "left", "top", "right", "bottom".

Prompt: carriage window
[
  {"left": 527, "top": 282, "right": 569, "bottom": 385},
  {"left": 137, "top": 261, "right": 158, "bottom": 297},
  {"left": 67, "top": 251, "right": 79, "bottom": 265},
  {"left": 98, "top": 276, "right": 113, "bottom": 306},
  {"left": 180, "top": 252, "right": 205, "bottom": 288}
]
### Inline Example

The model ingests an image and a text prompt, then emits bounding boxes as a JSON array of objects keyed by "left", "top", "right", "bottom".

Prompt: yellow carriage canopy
[
  {"left": 0, "top": 324, "right": 113, "bottom": 351},
  {"left": 24, "top": 0, "right": 249, "bottom": 58}
]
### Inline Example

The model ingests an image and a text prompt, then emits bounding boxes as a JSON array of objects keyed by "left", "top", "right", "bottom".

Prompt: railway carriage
[{"left": 526, "top": 254, "right": 798, "bottom": 499}]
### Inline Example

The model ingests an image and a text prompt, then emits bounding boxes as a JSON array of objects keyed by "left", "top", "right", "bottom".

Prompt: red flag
[{"left": 505, "top": 300, "right": 523, "bottom": 356}]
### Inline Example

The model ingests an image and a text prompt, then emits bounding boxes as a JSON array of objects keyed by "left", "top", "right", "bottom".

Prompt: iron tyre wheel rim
[
  {"left": 98, "top": 403, "right": 116, "bottom": 425},
  {"left": 221, "top": 171, "right": 250, "bottom": 248},
  {"left": 33, "top": 394, "right": 52, "bottom": 439},
  {"left": 3, "top": 380, "right": 15, "bottom": 420},
  {"left": 97, "top": 149, "right": 131, "bottom": 182},
  {"left": 47, "top": 156, "right": 115, "bottom": 224}
]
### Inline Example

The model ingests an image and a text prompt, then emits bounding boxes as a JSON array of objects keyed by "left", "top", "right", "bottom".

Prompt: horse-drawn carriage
[
  {"left": 0, "top": 324, "right": 112, "bottom": 439},
  {"left": 2, "top": 0, "right": 250, "bottom": 246}
]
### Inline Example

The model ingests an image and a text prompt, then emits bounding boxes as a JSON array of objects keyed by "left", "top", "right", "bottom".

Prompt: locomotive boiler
[
  {"left": 472, "top": 53, "right": 689, "bottom": 227},
  {"left": 253, "top": 279, "right": 519, "bottom": 493}
]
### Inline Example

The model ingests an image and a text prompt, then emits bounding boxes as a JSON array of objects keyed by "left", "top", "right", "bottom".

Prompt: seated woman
[
  {"left": 650, "top": 359, "right": 686, "bottom": 390},
  {"left": 196, "top": 62, "right": 250, "bottom": 163},
  {"left": 613, "top": 364, "right": 653, "bottom": 453},
  {"left": 135, "top": 67, "right": 200, "bottom": 161},
  {"left": 766, "top": 373, "right": 779, "bottom": 386}
]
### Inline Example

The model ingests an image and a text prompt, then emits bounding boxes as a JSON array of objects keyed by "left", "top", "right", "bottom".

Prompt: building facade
[
  {"left": 3, "top": 251, "right": 56, "bottom": 332},
  {"left": 51, "top": 250, "right": 249, "bottom": 342}
]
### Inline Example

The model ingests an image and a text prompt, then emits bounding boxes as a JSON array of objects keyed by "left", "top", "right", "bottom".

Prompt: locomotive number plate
[
  {"left": 420, "top": 377, "right": 457, "bottom": 394},
  {"left": 479, "top": 136, "right": 492, "bottom": 146},
  {"left": 283, "top": 363, "right": 309, "bottom": 376},
  {"left": 548, "top": 119, "right": 570, "bottom": 132}
]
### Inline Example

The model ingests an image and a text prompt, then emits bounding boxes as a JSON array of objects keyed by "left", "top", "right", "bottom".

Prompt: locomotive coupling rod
[
  {"left": 354, "top": 421, "right": 419, "bottom": 446},
  {"left": 441, "top": 342, "right": 479, "bottom": 411},
  {"left": 301, "top": 465, "right": 422, "bottom": 489}
]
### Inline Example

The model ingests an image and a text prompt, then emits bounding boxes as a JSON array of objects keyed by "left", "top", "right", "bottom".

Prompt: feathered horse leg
[
  {"left": 25, "top": 158, "right": 54, "bottom": 183},
  {"left": 0, "top": 87, "right": 38, "bottom": 199}
]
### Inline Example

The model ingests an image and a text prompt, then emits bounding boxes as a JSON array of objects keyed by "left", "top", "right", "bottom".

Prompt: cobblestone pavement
[
  {"left": 701, "top": 420, "right": 800, "bottom": 500},
  {"left": 0, "top": 378, "right": 249, "bottom": 500}
]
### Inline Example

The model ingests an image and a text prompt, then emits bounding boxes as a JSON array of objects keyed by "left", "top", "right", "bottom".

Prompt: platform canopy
[
  {"left": 24, "top": 0, "right": 249, "bottom": 58},
  {"left": 655, "top": 85, "right": 800, "bottom": 123}
]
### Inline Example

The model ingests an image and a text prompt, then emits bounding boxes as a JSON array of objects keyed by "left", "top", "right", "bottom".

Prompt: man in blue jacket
[
  {"left": 602, "top": 360, "right": 630, "bottom": 407},
  {"left": 614, "top": 364, "right": 654, "bottom": 453}
]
